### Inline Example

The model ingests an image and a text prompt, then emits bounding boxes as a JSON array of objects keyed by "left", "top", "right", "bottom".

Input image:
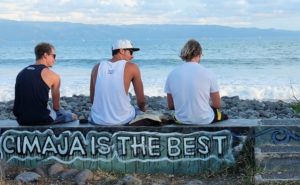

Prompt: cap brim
[{"left": 132, "top": 48, "right": 140, "bottom": 51}]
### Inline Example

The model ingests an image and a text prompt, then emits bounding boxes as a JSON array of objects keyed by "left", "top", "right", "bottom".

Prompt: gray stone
[
  {"left": 75, "top": 169, "right": 93, "bottom": 185},
  {"left": 34, "top": 166, "right": 48, "bottom": 177},
  {"left": 100, "top": 176, "right": 118, "bottom": 185},
  {"left": 48, "top": 163, "right": 65, "bottom": 177},
  {"left": 116, "top": 175, "right": 142, "bottom": 185},
  {"left": 15, "top": 171, "right": 41, "bottom": 183},
  {"left": 60, "top": 168, "right": 80, "bottom": 179},
  {"left": 186, "top": 180, "right": 204, "bottom": 185}
]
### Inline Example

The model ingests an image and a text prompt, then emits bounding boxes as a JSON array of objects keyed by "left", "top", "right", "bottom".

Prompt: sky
[{"left": 0, "top": 0, "right": 300, "bottom": 31}]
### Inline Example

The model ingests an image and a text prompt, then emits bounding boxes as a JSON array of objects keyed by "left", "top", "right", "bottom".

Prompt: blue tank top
[{"left": 13, "top": 64, "right": 53, "bottom": 125}]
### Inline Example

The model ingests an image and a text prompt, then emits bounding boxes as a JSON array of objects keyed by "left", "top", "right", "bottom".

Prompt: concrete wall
[{"left": 0, "top": 119, "right": 257, "bottom": 175}]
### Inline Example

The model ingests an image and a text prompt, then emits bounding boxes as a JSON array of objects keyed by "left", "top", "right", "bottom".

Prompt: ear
[{"left": 120, "top": 49, "right": 126, "bottom": 54}]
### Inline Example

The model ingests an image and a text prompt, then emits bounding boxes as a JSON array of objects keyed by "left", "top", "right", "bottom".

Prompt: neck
[
  {"left": 36, "top": 59, "right": 48, "bottom": 67},
  {"left": 110, "top": 54, "right": 128, "bottom": 62}
]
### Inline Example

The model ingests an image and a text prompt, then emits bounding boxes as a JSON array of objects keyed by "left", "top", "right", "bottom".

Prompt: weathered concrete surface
[
  {"left": 0, "top": 119, "right": 256, "bottom": 175},
  {"left": 255, "top": 119, "right": 300, "bottom": 184}
]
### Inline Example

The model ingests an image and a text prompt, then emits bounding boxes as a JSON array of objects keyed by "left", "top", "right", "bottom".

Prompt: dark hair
[
  {"left": 180, "top": 39, "right": 202, "bottom": 61},
  {"left": 34, "top": 42, "right": 54, "bottom": 60},
  {"left": 112, "top": 49, "right": 120, "bottom": 56}
]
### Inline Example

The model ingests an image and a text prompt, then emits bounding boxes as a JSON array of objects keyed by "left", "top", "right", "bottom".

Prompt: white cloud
[{"left": 0, "top": 0, "right": 299, "bottom": 30}]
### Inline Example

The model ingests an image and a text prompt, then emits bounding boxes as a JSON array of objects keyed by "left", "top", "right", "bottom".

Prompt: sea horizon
[{"left": 0, "top": 22, "right": 299, "bottom": 102}]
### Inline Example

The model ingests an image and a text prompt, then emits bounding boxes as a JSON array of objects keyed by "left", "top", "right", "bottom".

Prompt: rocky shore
[
  {"left": 0, "top": 95, "right": 300, "bottom": 120},
  {"left": 0, "top": 161, "right": 252, "bottom": 185}
]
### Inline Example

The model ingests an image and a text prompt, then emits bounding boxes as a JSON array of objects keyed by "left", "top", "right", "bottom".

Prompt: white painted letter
[
  {"left": 97, "top": 137, "right": 111, "bottom": 155},
  {"left": 183, "top": 137, "right": 195, "bottom": 156},
  {"left": 117, "top": 136, "right": 130, "bottom": 155},
  {"left": 149, "top": 137, "right": 160, "bottom": 156},
  {"left": 23, "top": 136, "right": 41, "bottom": 154},
  {"left": 2, "top": 136, "right": 15, "bottom": 154},
  {"left": 198, "top": 136, "right": 209, "bottom": 154},
  {"left": 213, "top": 136, "right": 227, "bottom": 155},
  {"left": 42, "top": 136, "right": 58, "bottom": 154},
  {"left": 168, "top": 137, "right": 181, "bottom": 157},
  {"left": 131, "top": 136, "right": 146, "bottom": 156},
  {"left": 57, "top": 136, "right": 68, "bottom": 155},
  {"left": 70, "top": 136, "right": 86, "bottom": 155}
]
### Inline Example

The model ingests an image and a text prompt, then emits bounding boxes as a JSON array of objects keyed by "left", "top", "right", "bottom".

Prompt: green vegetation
[{"left": 291, "top": 102, "right": 300, "bottom": 113}]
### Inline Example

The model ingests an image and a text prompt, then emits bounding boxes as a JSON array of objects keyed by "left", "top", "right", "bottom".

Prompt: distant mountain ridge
[{"left": 0, "top": 19, "right": 299, "bottom": 41}]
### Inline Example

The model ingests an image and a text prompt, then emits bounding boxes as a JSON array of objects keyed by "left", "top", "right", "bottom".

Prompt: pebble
[
  {"left": 116, "top": 175, "right": 142, "bottom": 185},
  {"left": 75, "top": 169, "right": 93, "bottom": 185},
  {"left": 48, "top": 163, "right": 65, "bottom": 177},
  {"left": 0, "top": 95, "right": 299, "bottom": 120},
  {"left": 15, "top": 171, "right": 41, "bottom": 183}
]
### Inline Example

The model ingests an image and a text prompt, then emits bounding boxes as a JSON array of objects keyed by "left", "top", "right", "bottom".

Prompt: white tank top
[{"left": 90, "top": 60, "right": 135, "bottom": 125}]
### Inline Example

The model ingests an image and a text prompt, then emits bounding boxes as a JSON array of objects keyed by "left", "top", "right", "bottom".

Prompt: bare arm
[
  {"left": 210, "top": 91, "right": 221, "bottom": 109},
  {"left": 123, "top": 62, "right": 146, "bottom": 111},
  {"left": 129, "top": 64, "right": 146, "bottom": 112},
  {"left": 51, "top": 75, "right": 61, "bottom": 111},
  {"left": 41, "top": 68, "right": 61, "bottom": 111},
  {"left": 167, "top": 93, "right": 175, "bottom": 110},
  {"left": 90, "top": 64, "right": 99, "bottom": 103}
]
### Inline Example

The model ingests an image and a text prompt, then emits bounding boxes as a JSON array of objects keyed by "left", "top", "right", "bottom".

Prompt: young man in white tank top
[{"left": 89, "top": 39, "right": 146, "bottom": 125}]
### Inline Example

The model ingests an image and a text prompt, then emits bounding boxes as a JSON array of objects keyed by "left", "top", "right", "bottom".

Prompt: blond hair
[{"left": 180, "top": 39, "right": 202, "bottom": 61}]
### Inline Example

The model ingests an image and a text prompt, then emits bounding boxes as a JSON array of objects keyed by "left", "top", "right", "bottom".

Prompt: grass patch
[{"left": 291, "top": 102, "right": 300, "bottom": 113}]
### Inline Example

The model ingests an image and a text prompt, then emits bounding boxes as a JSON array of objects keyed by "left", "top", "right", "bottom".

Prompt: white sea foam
[{"left": 1, "top": 78, "right": 299, "bottom": 102}]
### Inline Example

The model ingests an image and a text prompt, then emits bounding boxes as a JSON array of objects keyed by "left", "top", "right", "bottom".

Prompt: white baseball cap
[{"left": 112, "top": 39, "right": 140, "bottom": 51}]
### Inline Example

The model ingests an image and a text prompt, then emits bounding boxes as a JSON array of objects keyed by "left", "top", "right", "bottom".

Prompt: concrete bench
[{"left": 1, "top": 119, "right": 299, "bottom": 183}]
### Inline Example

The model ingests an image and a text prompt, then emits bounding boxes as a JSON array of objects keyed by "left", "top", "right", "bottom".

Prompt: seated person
[
  {"left": 89, "top": 39, "right": 146, "bottom": 125},
  {"left": 13, "top": 42, "right": 77, "bottom": 125},
  {"left": 164, "top": 39, "right": 228, "bottom": 124}
]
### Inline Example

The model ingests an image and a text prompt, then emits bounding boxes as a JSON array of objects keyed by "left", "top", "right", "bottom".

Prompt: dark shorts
[{"left": 211, "top": 107, "right": 228, "bottom": 123}]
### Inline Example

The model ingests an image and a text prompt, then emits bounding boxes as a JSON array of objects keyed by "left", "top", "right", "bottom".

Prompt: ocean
[{"left": 0, "top": 37, "right": 300, "bottom": 102}]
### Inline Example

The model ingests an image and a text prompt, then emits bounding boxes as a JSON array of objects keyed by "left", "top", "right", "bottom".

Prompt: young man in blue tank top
[
  {"left": 13, "top": 42, "right": 78, "bottom": 125},
  {"left": 89, "top": 39, "right": 146, "bottom": 125}
]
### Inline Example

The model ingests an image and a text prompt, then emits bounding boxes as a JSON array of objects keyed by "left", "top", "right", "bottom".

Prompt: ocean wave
[{"left": 1, "top": 83, "right": 299, "bottom": 102}]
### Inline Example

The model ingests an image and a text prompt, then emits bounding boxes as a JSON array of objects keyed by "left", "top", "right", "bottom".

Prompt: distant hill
[{"left": 0, "top": 19, "right": 299, "bottom": 41}]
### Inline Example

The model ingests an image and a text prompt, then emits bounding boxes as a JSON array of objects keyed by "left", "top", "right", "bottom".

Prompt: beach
[{"left": 1, "top": 95, "right": 299, "bottom": 121}]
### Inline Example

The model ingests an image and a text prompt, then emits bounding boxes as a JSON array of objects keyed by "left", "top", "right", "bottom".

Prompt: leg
[{"left": 53, "top": 109, "right": 77, "bottom": 124}]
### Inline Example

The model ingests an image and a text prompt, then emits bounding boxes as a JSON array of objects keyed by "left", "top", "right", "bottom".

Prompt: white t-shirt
[
  {"left": 164, "top": 62, "right": 219, "bottom": 124},
  {"left": 90, "top": 60, "right": 135, "bottom": 125}
]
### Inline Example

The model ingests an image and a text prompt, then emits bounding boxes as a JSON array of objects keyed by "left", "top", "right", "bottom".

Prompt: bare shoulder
[
  {"left": 93, "top": 63, "right": 100, "bottom": 70},
  {"left": 125, "top": 62, "right": 139, "bottom": 72},
  {"left": 92, "top": 63, "right": 100, "bottom": 74},
  {"left": 42, "top": 68, "right": 60, "bottom": 81}
]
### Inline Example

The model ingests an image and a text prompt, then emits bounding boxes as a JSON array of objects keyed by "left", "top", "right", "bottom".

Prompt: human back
[
  {"left": 90, "top": 60, "right": 135, "bottom": 124},
  {"left": 166, "top": 62, "right": 218, "bottom": 124},
  {"left": 90, "top": 39, "right": 145, "bottom": 125},
  {"left": 14, "top": 64, "right": 53, "bottom": 124},
  {"left": 165, "top": 39, "right": 227, "bottom": 124},
  {"left": 13, "top": 42, "right": 77, "bottom": 125}
]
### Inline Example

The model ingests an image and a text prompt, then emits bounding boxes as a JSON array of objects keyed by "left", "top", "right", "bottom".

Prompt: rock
[
  {"left": 60, "top": 168, "right": 80, "bottom": 179},
  {"left": 0, "top": 95, "right": 299, "bottom": 120},
  {"left": 15, "top": 171, "right": 41, "bottom": 183},
  {"left": 34, "top": 166, "right": 48, "bottom": 177},
  {"left": 75, "top": 169, "right": 93, "bottom": 185},
  {"left": 48, "top": 163, "right": 65, "bottom": 177},
  {"left": 101, "top": 176, "right": 119, "bottom": 185},
  {"left": 116, "top": 175, "right": 142, "bottom": 185},
  {"left": 186, "top": 180, "right": 204, "bottom": 185}
]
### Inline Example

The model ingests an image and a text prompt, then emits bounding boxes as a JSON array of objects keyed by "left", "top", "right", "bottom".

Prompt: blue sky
[{"left": 0, "top": 0, "right": 299, "bottom": 31}]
